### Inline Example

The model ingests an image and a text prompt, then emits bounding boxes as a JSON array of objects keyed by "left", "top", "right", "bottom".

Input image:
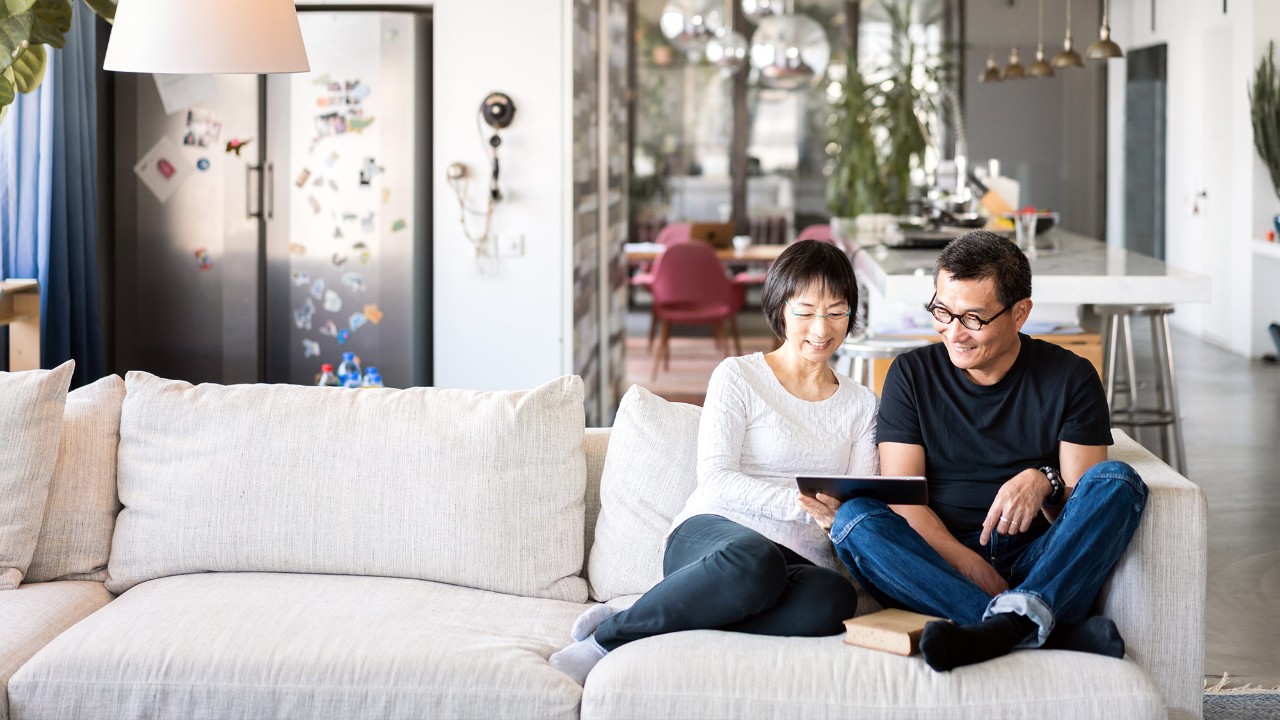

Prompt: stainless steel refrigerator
[{"left": 111, "top": 10, "right": 431, "bottom": 388}]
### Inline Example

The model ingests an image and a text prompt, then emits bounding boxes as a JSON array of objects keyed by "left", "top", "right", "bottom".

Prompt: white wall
[
  {"left": 1108, "top": 0, "right": 1280, "bottom": 356},
  {"left": 432, "top": 0, "right": 572, "bottom": 389}
]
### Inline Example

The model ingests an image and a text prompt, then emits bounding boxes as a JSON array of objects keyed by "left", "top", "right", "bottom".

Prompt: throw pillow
[
  {"left": 587, "top": 385, "right": 701, "bottom": 601},
  {"left": 26, "top": 375, "right": 126, "bottom": 583},
  {"left": 0, "top": 361, "right": 75, "bottom": 589},
  {"left": 108, "top": 372, "right": 589, "bottom": 602}
]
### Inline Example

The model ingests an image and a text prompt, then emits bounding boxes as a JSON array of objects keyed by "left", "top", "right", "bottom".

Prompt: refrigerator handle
[
  {"left": 246, "top": 164, "right": 264, "bottom": 220},
  {"left": 266, "top": 163, "right": 275, "bottom": 220}
]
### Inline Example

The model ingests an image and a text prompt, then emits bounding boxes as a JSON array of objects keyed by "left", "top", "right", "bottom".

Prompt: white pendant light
[
  {"left": 660, "top": 0, "right": 722, "bottom": 58},
  {"left": 705, "top": 28, "right": 749, "bottom": 75},
  {"left": 104, "top": 0, "right": 309, "bottom": 74},
  {"left": 748, "top": 1, "right": 829, "bottom": 91},
  {"left": 741, "top": 0, "right": 780, "bottom": 22}
]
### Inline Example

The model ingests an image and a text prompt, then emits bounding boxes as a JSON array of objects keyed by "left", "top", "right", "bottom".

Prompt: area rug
[{"left": 1204, "top": 675, "right": 1280, "bottom": 720}]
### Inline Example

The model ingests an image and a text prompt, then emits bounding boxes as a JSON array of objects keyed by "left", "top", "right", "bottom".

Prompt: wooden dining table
[{"left": 623, "top": 242, "right": 786, "bottom": 264}]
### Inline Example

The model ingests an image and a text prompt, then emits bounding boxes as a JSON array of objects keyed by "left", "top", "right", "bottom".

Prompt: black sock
[
  {"left": 919, "top": 613, "right": 1037, "bottom": 672},
  {"left": 1042, "top": 616, "right": 1125, "bottom": 658}
]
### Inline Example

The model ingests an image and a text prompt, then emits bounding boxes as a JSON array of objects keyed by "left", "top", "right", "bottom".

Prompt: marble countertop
[{"left": 854, "top": 230, "right": 1212, "bottom": 305}]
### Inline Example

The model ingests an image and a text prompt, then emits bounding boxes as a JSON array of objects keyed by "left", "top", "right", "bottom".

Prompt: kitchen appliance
[{"left": 112, "top": 10, "right": 432, "bottom": 388}]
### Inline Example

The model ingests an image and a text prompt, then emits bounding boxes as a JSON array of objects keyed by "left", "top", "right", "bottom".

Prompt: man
[{"left": 801, "top": 230, "right": 1148, "bottom": 672}]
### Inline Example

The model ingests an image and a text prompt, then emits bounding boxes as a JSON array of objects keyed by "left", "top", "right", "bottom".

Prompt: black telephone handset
[{"left": 480, "top": 93, "right": 516, "bottom": 202}]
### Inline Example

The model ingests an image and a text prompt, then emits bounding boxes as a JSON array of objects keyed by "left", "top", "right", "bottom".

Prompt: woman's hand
[
  {"left": 797, "top": 492, "right": 841, "bottom": 531},
  {"left": 979, "top": 468, "right": 1051, "bottom": 545}
]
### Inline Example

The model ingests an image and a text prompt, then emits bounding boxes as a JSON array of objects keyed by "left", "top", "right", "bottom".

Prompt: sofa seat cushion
[
  {"left": 580, "top": 631, "right": 1166, "bottom": 720},
  {"left": 0, "top": 580, "right": 112, "bottom": 720},
  {"left": 9, "top": 573, "right": 588, "bottom": 720}
]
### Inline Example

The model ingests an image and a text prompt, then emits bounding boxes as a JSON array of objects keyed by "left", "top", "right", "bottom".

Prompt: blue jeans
[
  {"left": 829, "top": 460, "right": 1148, "bottom": 647},
  {"left": 594, "top": 514, "right": 859, "bottom": 651}
]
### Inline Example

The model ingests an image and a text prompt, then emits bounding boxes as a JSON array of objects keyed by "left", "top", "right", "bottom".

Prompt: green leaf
[
  {"left": 29, "top": 0, "right": 71, "bottom": 49},
  {"left": 0, "top": 67, "right": 15, "bottom": 107},
  {"left": 2, "top": 0, "right": 38, "bottom": 16},
  {"left": 0, "top": 11, "right": 33, "bottom": 73},
  {"left": 11, "top": 41, "right": 42, "bottom": 92},
  {"left": 81, "top": 0, "right": 112, "bottom": 23}
]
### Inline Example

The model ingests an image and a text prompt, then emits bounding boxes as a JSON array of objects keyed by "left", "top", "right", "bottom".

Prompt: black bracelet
[{"left": 1039, "top": 466, "right": 1065, "bottom": 507}]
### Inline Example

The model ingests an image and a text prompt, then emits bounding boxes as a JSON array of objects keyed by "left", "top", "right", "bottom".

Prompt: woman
[{"left": 550, "top": 239, "right": 878, "bottom": 685}]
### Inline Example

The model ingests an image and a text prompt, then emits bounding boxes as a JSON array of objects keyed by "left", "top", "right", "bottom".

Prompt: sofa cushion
[
  {"left": 580, "top": 631, "right": 1166, "bottom": 720},
  {"left": 9, "top": 573, "right": 586, "bottom": 720},
  {"left": 107, "top": 373, "right": 587, "bottom": 602},
  {"left": 587, "top": 385, "right": 701, "bottom": 601},
  {"left": 0, "top": 580, "right": 113, "bottom": 720},
  {"left": 26, "top": 375, "right": 126, "bottom": 583},
  {"left": 0, "top": 361, "right": 75, "bottom": 590}
]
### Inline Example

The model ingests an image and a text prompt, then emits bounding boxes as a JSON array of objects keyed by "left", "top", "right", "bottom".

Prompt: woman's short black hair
[
  {"left": 934, "top": 230, "right": 1032, "bottom": 307},
  {"left": 760, "top": 240, "right": 859, "bottom": 340}
]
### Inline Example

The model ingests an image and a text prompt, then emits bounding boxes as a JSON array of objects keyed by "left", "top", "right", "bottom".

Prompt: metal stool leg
[
  {"left": 1104, "top": 311, "right": 1120, "bottom": 408},
  {"left": 1153, "top": 311, "right": 1187, "bottom": 474}
]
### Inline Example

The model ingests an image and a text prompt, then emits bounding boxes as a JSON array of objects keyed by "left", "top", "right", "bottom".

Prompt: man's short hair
[
  {"left": 934, "top": 230, "right": 1032, "bottom": 307},
  {"left": 760, "top": 239, "right": 859, "bottom": 340}
]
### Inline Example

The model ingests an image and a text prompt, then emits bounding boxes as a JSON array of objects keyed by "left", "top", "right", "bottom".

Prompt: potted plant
[
  {"left": 0, "top": 0, "right": 116, "bottom": 122},
  {"left": 1251, "top": 40, "right": 1280, "bottom": 236},
  {"left": 827, "top": 0, "right": 952, "bottom": 239}
]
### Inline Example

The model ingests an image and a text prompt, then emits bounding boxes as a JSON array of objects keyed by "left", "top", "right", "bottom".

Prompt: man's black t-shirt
[{"left": 876, "top": 334, "right": 1113, "bottom": 537}]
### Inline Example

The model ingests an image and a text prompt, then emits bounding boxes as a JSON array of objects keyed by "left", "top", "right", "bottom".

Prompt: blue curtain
[{"left": 0, "top": 2, "right": 104, "bottom": 386}]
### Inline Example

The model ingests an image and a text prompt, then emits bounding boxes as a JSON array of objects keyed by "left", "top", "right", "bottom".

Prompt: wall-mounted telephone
[{"left": 447, "top": 92, "right": 517, "bottom": 269}]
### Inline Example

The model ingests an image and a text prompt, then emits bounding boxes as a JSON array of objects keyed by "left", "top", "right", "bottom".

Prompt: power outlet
[{"left": 497, "top": 233, "right": 525, "bottom": 257}]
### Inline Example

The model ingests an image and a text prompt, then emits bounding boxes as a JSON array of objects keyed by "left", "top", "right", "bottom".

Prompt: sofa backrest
[
  {"left": 107, "top": 372, "right": 589, "bottom": 603},
  {"left": 26, "top": 375, "right": 125, "bottom": 583}
]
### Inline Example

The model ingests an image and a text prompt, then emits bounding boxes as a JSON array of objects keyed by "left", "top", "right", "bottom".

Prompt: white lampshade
[
  {"left": 104, "top": 0, "right": 309, "bottom": 74},
  {"left": 749, "top": 14, "right": 830, "bottom": 91}
]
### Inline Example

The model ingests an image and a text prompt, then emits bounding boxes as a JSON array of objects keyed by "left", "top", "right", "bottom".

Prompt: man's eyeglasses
[
  {"left": 925, "top": 293, "right": 1011, "bottom": 332},
  {"left": 786, "top": 301, "right": 851, "bottom": 322}
]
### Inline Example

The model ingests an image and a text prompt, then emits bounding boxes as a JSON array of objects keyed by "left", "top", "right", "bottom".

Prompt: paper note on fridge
[
  {"left": 152, "top": 74, "right": 217, "bottom": 116},
  {"left": 134, "top": 137, "right": 193, "bottom": 203}
]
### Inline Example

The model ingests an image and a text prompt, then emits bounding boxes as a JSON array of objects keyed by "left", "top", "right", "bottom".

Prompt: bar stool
[
  {"left": 1097, "top": 304, "right": 1186, "bottom": 473},
  {"left": 834, "top": 335, "right": 932, "bottom": 389}
]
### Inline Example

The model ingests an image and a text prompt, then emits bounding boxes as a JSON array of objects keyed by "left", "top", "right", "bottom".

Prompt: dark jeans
[
  {"left": 594, "top": 514, "right": 859, "bottom": 651},
  {"left": 829, "top": 460, "right": 1148, "bottom": 646}
]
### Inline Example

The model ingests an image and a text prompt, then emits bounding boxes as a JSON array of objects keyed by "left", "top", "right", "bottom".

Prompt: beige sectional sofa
[{"left": 0, "top": 370, "right": 1206, "bottom": 720}]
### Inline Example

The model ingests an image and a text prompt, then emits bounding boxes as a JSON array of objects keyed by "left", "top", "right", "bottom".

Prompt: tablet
[{"left": 795, "top": 475, "right": 929, "bottom": 505}]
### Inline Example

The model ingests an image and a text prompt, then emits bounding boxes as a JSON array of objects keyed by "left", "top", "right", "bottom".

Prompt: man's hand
[
  {"left": 979, "top": 468, "right": 1052, "bottom": 545},
  {"left": 953, "top": 550, "right": 1010, "bottom": 596},
  {"left": 798, "top": 492, "right": 841, "bottom": 531}
]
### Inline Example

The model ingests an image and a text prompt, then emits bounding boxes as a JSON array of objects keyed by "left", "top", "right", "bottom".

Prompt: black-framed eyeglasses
[{"left": 925, "top": 293, "right": 1011, "bottom": 332}]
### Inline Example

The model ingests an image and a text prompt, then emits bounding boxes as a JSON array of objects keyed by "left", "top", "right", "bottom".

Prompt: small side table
[{"left": 0, "top": 280, "right": 40, "bottom": 371}]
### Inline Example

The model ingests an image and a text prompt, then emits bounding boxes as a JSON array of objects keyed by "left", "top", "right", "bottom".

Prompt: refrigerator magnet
[
  {"left": 194, "top": 248, "right": 213, "bottom": 272},
  {"left": 309, "top": 278, "right": 325, "bottom": 301},
  {"left": 337, "top": 329, "right": 351, "bottom": 345},
  {"left": 342, "top": 273, "right": 365, "bottom": 293},
  {"left": 302, "top": 339, "right": 321, "bottom": 358},
  {"left": 292, "top": 271, "right": 310, "bottom": 286},
  {"left": 293, "top": 299, "right": 316, "bottom": 331},
  {"left": 134, "top": 137, "right": 193, "bottom": 203},
  {"left": 319, "top": 320, "right": 338, "bottom": 338},
  {"left": 323, "top": 290, "right": 343, "bottom": 314},
  {"left": 363, "top": 304, "right": 384, "bottom": 325},
  {"left": 348, "top": 313, "right": 368, "bottom": 332}
]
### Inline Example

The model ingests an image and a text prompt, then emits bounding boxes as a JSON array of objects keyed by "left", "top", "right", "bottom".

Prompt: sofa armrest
[{"left": 1098, "top": 430, "right": 1206, "bottom": 720}]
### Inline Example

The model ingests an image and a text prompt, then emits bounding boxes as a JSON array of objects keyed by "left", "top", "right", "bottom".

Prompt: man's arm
[
  {"left": 1042, "top": 440, "right": 1108, "bottom": 522},
  {"left": 881, "top": 442, "right": 1009, "bottom": 596}
]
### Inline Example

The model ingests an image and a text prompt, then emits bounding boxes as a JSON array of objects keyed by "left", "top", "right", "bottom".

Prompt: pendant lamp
[
  {"left": 1052, "top": 0, "right": 1084, "bottom": 68},
  {"left": 748, "top": 0, "right": 829, "bottom": 91},
  {"left": 104, "top": 0, "right": 309, "bottom": 74},
  {"left": 1001, "top": 46, "right": 1026, "bottom": 80},
  {"left": 741, "top": 0, "right": 780, "bottom": 22},
  {"left": 1086, "top": 0, "right": 1124, "bottom": 59},
  {"left": 1028, "top": 0, "right": 1054, "bottom": 77},
  {"left": 661, "top": 0, "right": 721, "bottom": 58},
  {"left": 979, "top": 53, "right": 1002, "bottom": 83}
]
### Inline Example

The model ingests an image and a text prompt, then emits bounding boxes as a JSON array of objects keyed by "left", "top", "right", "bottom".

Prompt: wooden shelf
[{"left": 0, "top": 279, "right": 40, "bottom": 371}]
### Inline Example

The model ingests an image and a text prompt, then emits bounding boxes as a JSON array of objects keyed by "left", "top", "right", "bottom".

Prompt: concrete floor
[
  {"left": 626, "top": 307, "right": 1280, "bottom": 688},
  {"left": 1167, "top": 329, "right": 1280, "bottom": 689}
]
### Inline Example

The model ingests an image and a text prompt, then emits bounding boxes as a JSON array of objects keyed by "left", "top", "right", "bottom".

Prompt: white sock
[
  {"left": 571, "top": 604, "right": 619, "bottom": 641},
  {"left": 548, "top": 636, "right": 608, "bottom": 685}
]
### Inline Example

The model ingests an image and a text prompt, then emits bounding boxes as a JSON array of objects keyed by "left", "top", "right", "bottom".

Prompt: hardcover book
[{"left": 843, "top": 609, "right": 949, "bottom": 656}]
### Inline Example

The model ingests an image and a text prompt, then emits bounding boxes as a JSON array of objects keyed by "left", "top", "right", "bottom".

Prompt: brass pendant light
[
  {"left": 1086, "top": 0, "right": 1124, "bottom": 59},
  {"left": 1002, "top": 46, "right": 1026, "bottom": 80},
  {"left": 1052, "top": 0, "right": 1084, "bottom": 68},
  {"left": 1029, "top": 0, "right": 1055, "bottom": 77},
  {"left": 979, "top": 52, "right": 1003, "bottom": 83}
]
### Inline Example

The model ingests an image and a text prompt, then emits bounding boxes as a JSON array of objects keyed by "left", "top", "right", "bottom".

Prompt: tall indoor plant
[
  {"left": 0, "top": 0, "right": 116, "bottom": 120},
  {"left": 1251, "top": 40, "right": 1280, "bottom": 234},
  {"left": 827, "top": 0, "right": 950, "bottom": 219}
]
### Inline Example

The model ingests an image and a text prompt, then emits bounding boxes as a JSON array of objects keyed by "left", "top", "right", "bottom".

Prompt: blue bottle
[
  {"left": 360, "top": 367, "right": 383, "bottom": 388},
  {"left": 336, "top": 352, "right": 361, "bottom": 388}
]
